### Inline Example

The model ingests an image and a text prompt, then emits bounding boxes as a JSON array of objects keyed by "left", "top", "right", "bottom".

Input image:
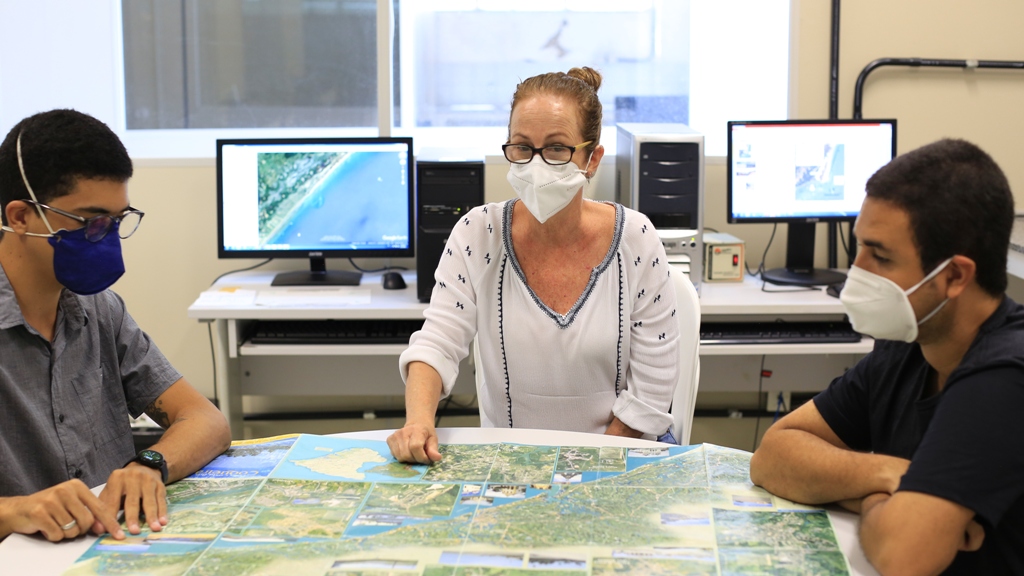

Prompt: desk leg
[{"left": 212, "top": 319, "right": 244, "bottom": 439}]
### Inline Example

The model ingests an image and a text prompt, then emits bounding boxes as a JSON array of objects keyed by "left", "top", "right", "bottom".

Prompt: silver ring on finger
[{"left": 61, "top": 519, "right": 77, "bottom": 531}]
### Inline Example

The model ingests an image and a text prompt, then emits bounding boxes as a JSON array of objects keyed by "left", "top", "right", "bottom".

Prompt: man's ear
[
  {"left": 3, "top": 200, "right": 34, "bottom": 233},
  {"left": 944, "top": 255, "right": 976, "bottom": 299}
]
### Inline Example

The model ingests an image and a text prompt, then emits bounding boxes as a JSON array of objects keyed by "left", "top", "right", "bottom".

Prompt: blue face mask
[
  {"left": 0, "top": 132, "right": 127, "bottom": 295},
  {"left": 48, "top": 224, "right": 126, "bottom": 295}
]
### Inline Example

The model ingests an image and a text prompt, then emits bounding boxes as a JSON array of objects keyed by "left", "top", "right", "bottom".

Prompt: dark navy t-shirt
[{"left": 815, "top": 296, "right": 1024, "bottom": 575}]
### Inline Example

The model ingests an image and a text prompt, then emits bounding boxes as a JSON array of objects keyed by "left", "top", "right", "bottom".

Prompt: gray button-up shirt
[{"left": 0, "top": 263, "right": 180, "bottom": 496}]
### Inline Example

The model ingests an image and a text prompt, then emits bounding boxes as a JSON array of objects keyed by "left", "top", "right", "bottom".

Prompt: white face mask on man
[
  {"left": 840, "top": 257, "right": 953, "bottom": 342},
  {"left": 506, "top": 155, "right": 590, "bottom": 224}
]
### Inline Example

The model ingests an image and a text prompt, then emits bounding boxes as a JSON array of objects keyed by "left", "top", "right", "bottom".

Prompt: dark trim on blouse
[
  {"left": 615, "top": 252, "right": 624, "bottom": 396},
  {"left": 498, "top": 254, "right": 513, "bottom": 428},
  {"left": 502, "top": 199, "right": 624, "bottom": 329}
]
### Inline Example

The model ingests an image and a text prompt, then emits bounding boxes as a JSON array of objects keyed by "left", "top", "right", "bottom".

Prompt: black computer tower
[{"left": 416, "top": 161, "right": 485, "bottom": 303}]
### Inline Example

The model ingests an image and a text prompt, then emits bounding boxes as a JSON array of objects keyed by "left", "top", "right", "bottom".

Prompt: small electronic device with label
[{"left": 704, "top": 232, "right": 745, "bottom": 282}]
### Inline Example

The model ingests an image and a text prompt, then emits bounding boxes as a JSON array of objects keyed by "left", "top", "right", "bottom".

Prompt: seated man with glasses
[{"left": 0, "top": 109, "right": 231, "bottom": 542}]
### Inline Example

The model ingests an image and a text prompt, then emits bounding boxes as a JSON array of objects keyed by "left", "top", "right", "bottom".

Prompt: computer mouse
[
  {"left": 826, "top": 281, "right": 845, "bottom": 299},
  {"left": 382, "top": 271, "right": 407, "bottom": 290}
]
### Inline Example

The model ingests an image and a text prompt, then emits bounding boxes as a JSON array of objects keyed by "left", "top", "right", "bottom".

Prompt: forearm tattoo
[{"left": 145, "top": 398, "right": 172, "bottom": 428}]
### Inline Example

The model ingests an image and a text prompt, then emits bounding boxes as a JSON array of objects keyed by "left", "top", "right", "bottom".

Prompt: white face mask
[
  {"left": 506, "top": 155, "right": 590, "bottom": 224},
  {"left": 840, "top": 257, "right": 953, "bottom": 342}
]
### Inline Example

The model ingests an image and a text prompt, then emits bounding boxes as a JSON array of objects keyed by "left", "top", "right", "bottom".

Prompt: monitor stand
[
  {"left": 271, "top": 256, "right": 363, "bottom": 286},
  {"left": 761, "top": 222, "right": 847, "bottom": 287}
]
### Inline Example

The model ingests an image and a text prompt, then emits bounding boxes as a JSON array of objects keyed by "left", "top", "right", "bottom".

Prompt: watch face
[{"left": 139, "top": 450, "right": 164, "bottom": 466}]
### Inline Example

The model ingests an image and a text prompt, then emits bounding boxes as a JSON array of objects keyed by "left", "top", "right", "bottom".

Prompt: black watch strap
[{"left": 131, "top": 449, "right": 169, "bottom": 483}]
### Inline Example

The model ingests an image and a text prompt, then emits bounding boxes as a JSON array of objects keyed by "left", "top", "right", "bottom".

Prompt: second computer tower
[
  {"left": 616, "top": 123, "right": 705, "bottom": 293},
  {"left": 416, "top": 161, "right": 485, "bottom": 303}
]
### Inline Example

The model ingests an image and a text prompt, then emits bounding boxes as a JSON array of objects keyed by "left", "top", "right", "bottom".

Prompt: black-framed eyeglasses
[
  {"left": 23, "top": 199, "right": 144, "bottom": 242},
  {"left": 502, "top": 141, "right": 593, "bottom": 166}
]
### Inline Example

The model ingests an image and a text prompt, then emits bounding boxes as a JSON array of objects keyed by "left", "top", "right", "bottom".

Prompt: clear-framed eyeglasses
[
  {"left": 502, "top": 141, "right": 592, "bottom": 166},
  {"left": 21, "top": 199, "right": 144, "bottom": 242}
]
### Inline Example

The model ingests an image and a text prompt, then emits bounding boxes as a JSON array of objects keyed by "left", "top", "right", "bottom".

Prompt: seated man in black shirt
[{"left": 750, "top": 139, "right": 1024, "bottom": 575}]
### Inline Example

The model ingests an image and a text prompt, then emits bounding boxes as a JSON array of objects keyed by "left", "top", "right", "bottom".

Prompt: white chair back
[{"left": 669, "top": 265, "right": 701, "bottom": 444}]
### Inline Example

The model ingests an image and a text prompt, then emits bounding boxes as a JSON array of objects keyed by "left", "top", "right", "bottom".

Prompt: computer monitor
[
  {"left": 217, "top": 137, "right": 414, "bottom": 286},
  {"left": 727, "top": 119, "right": 896, "bottom": 286}
]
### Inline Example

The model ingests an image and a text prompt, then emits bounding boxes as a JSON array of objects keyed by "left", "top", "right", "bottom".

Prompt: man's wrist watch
[{"left": 131, "top": 449, "right": 169, "bottom": 483}]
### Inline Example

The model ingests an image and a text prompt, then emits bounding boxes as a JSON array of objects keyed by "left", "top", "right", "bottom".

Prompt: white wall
[{"left": 21, "top": 0, "right": 1024, "bottom": 401}]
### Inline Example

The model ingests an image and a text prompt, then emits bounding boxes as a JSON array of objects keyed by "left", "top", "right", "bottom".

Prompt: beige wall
[{"left": 116, "top": 0, "right": 1024, "bottom": 399}]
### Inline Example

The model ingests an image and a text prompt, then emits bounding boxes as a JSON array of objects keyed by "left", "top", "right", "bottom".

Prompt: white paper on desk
[
  {"left": 192, "top": 289, "right": 257, "bottom": 306},
  {"left": 254, "top": 288, "right": 371, "bottom": 307}
]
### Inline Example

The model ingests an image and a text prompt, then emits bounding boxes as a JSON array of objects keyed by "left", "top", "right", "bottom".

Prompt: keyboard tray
[
  {"left": 700, "top": 321, "right": 861, "bottom": 345},
  {"left": 249, "top": 319, "right": 425, "bottom": 345}
]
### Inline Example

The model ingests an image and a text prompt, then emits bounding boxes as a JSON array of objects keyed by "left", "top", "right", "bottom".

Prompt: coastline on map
[{"left": 257, "top": 151, "right": 350, "bottom": 246}]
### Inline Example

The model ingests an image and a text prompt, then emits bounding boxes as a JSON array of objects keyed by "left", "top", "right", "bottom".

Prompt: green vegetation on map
[
  {"left": 592, "top": 556, "right": 718, "bottom": 576},
  {"left": 162, "top": 505, "right": 245, "bottom": 534},
  {"left": 363, "top": 510, "right": 475, "bottom": 548},
  {"left": 556, "top": 446, "right": 626, "bottom": 473},
  {"left": 225, "top": 479, "right": 371, "bottom": 539},
  {"left": 422, "top": 445, "right": 499, "bottom": 482},
  {"left": 364, "top": 482, "right": 461, "bottom": 518},
  {"left": 251, "top": 479, "right": 371, "bottom": 507},
  {"left": 167, "top": 479, "right": 262, "bottom": 508},
  {"left": 719, "top": 547, "right": 850, "bottom": 575},
  {"left": 257, "top": 151, "right": 348, "bottom": 244},
  {"left": 64, "top": 551, "right": 205, "bottom": 576},
  {"left": 487, "top": 444, "right": 558, "bottom": 484},
  {"left": 706, "top": 445, "right": 755, "bottom": 487},
  {"left": 365, "top": 461, "right": 423, "bottom": 479},
  {"left": 713, "top": 509, "right": 839, "bottom": 549}
]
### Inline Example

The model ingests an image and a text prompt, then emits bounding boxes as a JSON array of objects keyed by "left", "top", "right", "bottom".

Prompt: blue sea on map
[
  {"left": 271, "top": 435, "right": 427, "bottom": 482},
  {"left": 192, "top": 437, "right": 297, "bottom": 479},
  {"left": 266, "top": 151, "right": 409, "bottom": 249}
]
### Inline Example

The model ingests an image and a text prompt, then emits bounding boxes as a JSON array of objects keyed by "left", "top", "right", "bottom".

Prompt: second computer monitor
[{"left": 727, "top": 119, "right": 896, "bottom": 286}]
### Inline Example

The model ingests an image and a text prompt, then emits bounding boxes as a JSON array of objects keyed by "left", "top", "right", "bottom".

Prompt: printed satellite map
[{"left": 64, "top": 435, "right": 850, "bottom": 575}]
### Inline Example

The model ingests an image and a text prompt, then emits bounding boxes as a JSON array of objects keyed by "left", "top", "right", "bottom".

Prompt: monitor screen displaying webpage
[
  {"left": 727, "top": 120, "right": 896, "bottom": 223},
  {"left": 217, "top": 138, "right": 414, "bottom": 258}
]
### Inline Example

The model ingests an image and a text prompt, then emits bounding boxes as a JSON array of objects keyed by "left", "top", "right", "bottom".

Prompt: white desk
[
  {"left": 188, "top": 271, "right": 475, "bottom": 437},
  {"left": 0, "top": 428, "right": 876, "bottom": 576},
  {"left": 189, "top": 271, "right": 872, "bottom": 437}
]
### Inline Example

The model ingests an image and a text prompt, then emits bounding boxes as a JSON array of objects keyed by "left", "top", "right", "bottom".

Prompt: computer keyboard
[
  {"left": 700, "top": 321, "right": 861, "bottom": 345},
  {"left": 249, "top": 319, "right": 425, "bottom": 345}
]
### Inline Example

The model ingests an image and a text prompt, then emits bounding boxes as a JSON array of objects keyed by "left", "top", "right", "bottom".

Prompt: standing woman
[{"left": 388, "top": 67, "right": 679, "bottom": 463}]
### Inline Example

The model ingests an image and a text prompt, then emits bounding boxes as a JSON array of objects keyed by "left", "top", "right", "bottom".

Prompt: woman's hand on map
[
  {"left": 387, "top": 422, "right": 443, "bottom": 464},
  {"left": 0, "top": 479, "right": 124, "bottom": 542}
]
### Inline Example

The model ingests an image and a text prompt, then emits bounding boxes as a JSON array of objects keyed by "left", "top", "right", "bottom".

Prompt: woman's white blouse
[{"left": 399, "top": 199, "right": 679, "bottom": 436}]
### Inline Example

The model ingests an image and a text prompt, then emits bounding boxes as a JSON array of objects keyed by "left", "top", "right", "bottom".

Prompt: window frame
[{"left": 0, "top": 0, "right": 793, "bottom": 161}]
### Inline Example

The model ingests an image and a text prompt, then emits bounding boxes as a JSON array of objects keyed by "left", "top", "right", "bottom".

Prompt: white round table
[{"left": 0, "top": 428, "right": 876, "bottom": 575}]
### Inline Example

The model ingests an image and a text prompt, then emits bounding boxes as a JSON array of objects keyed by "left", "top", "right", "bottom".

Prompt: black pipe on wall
[
  {"left": 853, "top": 57, "right": 1024, "bottom": 119},
  {"left": 827, "top": 0, "right": 842, "bottom": 268}
]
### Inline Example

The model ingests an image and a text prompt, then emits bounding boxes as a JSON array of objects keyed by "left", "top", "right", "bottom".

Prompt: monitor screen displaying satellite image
[{"left": 217, "top": 138, "right": 413, "bottom": 258}]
